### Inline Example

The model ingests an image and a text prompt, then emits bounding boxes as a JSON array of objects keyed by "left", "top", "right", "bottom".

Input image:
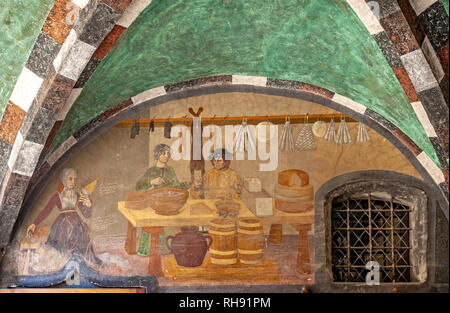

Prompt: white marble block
[
  {"left": 244, "top": 177, "right": 262, "bottom": 192},
  {"left": 255, "top": 198, "right": 273, "bottom": 217}
]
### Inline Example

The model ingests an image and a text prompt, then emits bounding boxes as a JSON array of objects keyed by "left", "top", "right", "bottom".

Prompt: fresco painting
[{"left": 15, "top": 93, "right": 422, "bottom": 287}]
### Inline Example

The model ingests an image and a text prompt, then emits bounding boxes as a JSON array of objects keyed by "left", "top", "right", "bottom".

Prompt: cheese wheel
[
  {"left": 277, "top": 169, "right": 309, "bottom": 187},
  {"left": 275, "top": 183, "right": 314, "bottom": 198}
]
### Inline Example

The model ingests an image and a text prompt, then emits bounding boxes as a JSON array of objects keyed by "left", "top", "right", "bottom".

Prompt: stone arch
[
  {"left": 0, "top": 0, "right": 448, "bottom": 251},
  {"left": 313, "top": 169, "right": 440, "bottom": 292},
  {"left": 349, "top": 0, "right": 448, "bottom": 170}
]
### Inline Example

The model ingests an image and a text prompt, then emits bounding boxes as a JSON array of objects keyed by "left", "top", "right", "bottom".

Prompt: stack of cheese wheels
[
  {"left": 238, "top": 218, "right": 264, "bottom": 264},
  {"left": 274, "top": 169, "right": 314, "bottom": 213},
  {"left": 209, "top": 218, "right": 238, "bottom": 265}
]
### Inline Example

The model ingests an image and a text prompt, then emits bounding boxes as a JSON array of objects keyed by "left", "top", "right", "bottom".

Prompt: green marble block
[{"left": 0, "top": 0, "right": 54, "bottom": 119}]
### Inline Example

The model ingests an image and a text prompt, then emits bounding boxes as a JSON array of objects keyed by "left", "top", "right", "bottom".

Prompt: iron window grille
[{"left": 331, "top": 195, "right": 411, "bottom": 283}]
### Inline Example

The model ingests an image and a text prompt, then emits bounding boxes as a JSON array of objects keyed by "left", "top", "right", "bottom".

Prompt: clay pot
[{"left": 165, "top": 226, "right": 212, "bottom": 267}]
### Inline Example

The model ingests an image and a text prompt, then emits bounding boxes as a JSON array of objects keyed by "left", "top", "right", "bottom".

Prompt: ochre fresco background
[{"left": 23, "top": 93, "right": 420, "bottom": 238}]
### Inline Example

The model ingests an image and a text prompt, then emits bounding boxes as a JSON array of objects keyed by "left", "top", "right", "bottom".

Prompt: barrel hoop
[
  {"left": 209, "top": 248, "right": 238, "bottom": 255},
  {"left": 238, "top": 248, "right": 264, "bottom": 254},
  {"left": 209, "top": 227, "right": 236, "bottom": 233},
  {"left": 210, "top": 222, "right": 236, "bottom": 228},
  {"left": 240, "top": 259, "right": 261, "bottom": 264},
  {"left": 211, "top": 258, "right": 237, "bottom": 265},
  {"left": 208, "top": 229, "right": 236, "bottom": 236},
  {"left": 238, "top": 220, "right": 262, "bottom": 228},
  {"left": 237, "top": 229, "right": 263, "bottom": 235}
]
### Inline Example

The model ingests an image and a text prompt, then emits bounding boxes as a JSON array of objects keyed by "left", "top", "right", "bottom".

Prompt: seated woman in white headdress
[{"left": 26, "top": 168, "right": 102, "bottom": 266}]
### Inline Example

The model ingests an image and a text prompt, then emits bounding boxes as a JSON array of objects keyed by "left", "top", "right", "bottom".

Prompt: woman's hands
[
  {"left": 78, "top": 194, "right": 92, "bottom": 207},
  {"left": 26, "top": 224, "right": 36, "bottom": 238},
  {"left": 151, "top": 176, "right": 166, "bottom": 187},
  {"left": 232, "top": 180, "right": 243, "bottom": 194}
]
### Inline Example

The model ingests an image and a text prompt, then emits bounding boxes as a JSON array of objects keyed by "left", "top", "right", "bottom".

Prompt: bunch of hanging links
[
  {"left": 325, "top": 115, "right": 370, "bottom": 145},
  {"left": 278, "top": 114, "right": 371, "bottom": 150}
]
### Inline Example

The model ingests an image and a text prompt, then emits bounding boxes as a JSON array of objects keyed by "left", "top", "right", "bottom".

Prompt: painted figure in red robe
[{"left": 26, "top": 168, "right": 102, "bottom": 266}]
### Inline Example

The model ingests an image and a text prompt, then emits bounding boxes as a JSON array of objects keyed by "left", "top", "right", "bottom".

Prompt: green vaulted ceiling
[
  {"left": 0, "top": 0, "right": 54, "bottom": 119},
  {"left": 443, "top": 0, "right": 449, "bottom": 14},
  {"left": 51, "top": 0, "right": 440, "bottom": 166}
]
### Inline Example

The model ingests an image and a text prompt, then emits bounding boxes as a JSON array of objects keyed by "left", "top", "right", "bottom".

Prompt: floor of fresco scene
[
  {"left": 94, "top": 235, "right": 314, "bottom": 286},
  {"left": 17, "top": 234, "right": 314, "bottom": 286}
]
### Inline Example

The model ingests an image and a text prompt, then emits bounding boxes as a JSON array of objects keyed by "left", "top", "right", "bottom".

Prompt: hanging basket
[
  {"left": 279, "top": 117, "right": 294, "bottom": 151},
  {"left": 335, "top": 117, "right": 352, "bottom": 145},
  {"left": 295, "top": 114, "right": 316, "bottom": 150},
  {"left": 357, "top": 122, "right": 370, "bottom": 143},
  {"left": 324, "top": 118, "right": 337, "bottom": 143}
]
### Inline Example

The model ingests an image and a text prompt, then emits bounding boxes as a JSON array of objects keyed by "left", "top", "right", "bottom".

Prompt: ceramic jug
[{"left": 165, "top": 226, "right": 212, "bottom": 267}]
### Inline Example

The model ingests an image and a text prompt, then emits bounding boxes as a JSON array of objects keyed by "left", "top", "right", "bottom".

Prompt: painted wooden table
[{"left": 118, "top": 199, "right": 313, "bottom": 276}]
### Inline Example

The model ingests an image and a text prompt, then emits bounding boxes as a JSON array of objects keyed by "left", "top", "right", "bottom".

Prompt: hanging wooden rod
[{"left": 113, "top": 113, "right": 356, "bottom": 128}]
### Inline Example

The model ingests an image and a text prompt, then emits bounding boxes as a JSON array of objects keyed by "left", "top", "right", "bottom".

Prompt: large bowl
[
  {"left": 146, "top": 187, "right": 189, "bottom": 215},
  {"left": 215, "top": 199, "right": 241, "bottom": 217},
  {"left": 125, "top": 191, "right": 149, "bottom": 210}
]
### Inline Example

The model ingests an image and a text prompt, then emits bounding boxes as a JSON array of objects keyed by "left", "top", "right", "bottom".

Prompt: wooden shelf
[
  {"left": 163, "top": 256, "right": 281, "bottom": 282},
  {"left": 113, "top": 113, "right": 356, "bottom": 128}
]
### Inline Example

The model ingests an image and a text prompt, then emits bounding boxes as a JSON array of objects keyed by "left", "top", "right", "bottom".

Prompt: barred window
[{"left": 331, "top": 196, "right": 411, "bottom": 283}]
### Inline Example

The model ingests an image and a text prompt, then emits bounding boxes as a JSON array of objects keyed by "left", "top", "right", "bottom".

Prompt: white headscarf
[{"left": 59, "top": 168, "right": 78, "bottom": 210}]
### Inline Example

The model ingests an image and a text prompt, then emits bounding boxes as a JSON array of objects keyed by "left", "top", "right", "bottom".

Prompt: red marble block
[
  {"left": 392, "top": 128, "right": 422, "bottom": 156},
  {"left": 298, "top": 82, "right": 335, "bottom": 99},
  {"left": 438, "top": 44, "right": 449, "bottom": 77},
  {"left": 42, "top": 0, "right": 80, "bottom": 44},
  {"left": 393, "top": 67, "right": 419, "bottom": 102},
  {"left": 380, "top": 10, "right": 420, "bottom": 56},
  {"left": 93, "top": 25, "right": 127, "bottom": 59},
  {"left": 0, "top": 102, "right": 26, "bottom": 146},
  {"left": 101, "top": 0, "right": 132, "bottom": 13}
]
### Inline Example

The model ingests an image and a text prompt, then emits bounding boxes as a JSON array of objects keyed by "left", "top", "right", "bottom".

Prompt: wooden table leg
[
  {"left": 294, "top": 224, "right": 312, "bottom": 275},
  {"left": 143, "top": 227, "right": 165, "bottom": 277},
  {"left": 268, "top": 224, "right": 283, "bottom": 244},
  {"left": 124, "top": 222, "right": 137, "bottom": 255}
]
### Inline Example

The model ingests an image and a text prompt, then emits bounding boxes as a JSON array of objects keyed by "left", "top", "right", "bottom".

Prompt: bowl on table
[
  {"left": 125, "top": 191, "right": 149, "bottom": 210},
  {"left": 146, "top": 187, "right": 189, "bottom": 215},
  {"left": 215, "top": 199, "right": 241, "bottom": 217}
]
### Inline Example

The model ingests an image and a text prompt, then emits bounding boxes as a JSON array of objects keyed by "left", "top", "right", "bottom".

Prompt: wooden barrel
[
  {"left": 238, "top": 218, "right": 264, "bottom": 264},
  {"left": 208, "top": 218, "right": 237, "bottom": 265}
]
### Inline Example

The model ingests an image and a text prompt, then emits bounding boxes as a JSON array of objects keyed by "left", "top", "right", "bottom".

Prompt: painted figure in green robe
[{"left": 136, "top": 143, "right": 191, "bottom": 256}]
